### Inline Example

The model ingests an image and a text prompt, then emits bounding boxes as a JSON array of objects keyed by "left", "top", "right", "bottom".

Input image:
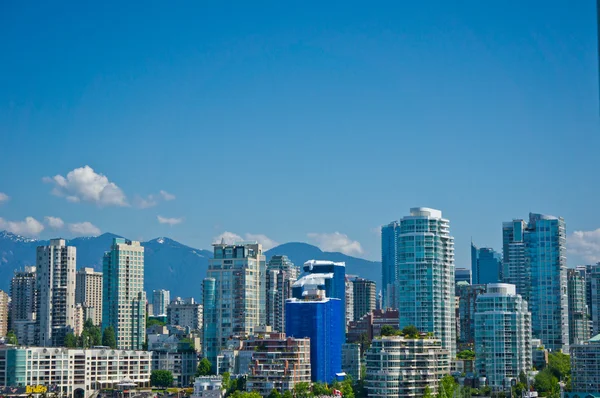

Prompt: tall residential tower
[
  {"left": 393, "top": 207, "right": 456, "bottom": 356},
  {"left": 35, "top": 239, "right": 76, "bottom": 347},
  {"left": 102, "top": 238, "right": 146, "bottom": 350},
  {"left": 75, "top": 267, "right": 103, "bottom": 326}
]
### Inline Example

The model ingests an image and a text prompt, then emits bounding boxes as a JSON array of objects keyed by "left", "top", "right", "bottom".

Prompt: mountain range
[{"left": 0, "top": 231, "right": 381, "bottom": 299}]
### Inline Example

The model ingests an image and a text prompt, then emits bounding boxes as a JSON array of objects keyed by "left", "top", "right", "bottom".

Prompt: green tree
[
  {"left": 534, "top": 368, "right": 559, "bottom": 394},
  {"left": 401, "top": 325, "right": 419, "bottom": 338},
  {"left": 423, "top": 386, "right": 434, "bottom": 398},
  {"left": 512, "top": 382, "right": 526, "bottom": 398},
  {"left": 358, "top": 333, "right": 371, "bottom": 355},
  {"left": 312, "top": 382, "right": 330, "bottom": 396},
  {"left": 380, "top": 325, "right": 399, "bottom": 336},
  {"left": 5, "top": 330, "right": 18, "bottom": 345},
  {"left": 282, "top": 391, "right": 293, "bottom": 398},
  {"left": 341, "top": 378, "right": 355, "bottom": 398},
  {"left": 437, "top": 375, "right": 458, "bottom": 398},
  {"left": 519, "top": 371, "right": 528, "bottom": 385},
  {"left": 151, "top": 370, "right": 174, "bottom": 388},
  {"left": 64, "top": 332, "right": 77, "bottom": 348},
  {"left": 548, "top": 352, "right": 570, "bottom": 381},
  {"left": 457, "top": 349, "right": 475, "bottom": 360},
  {"left": 267, "top": 389, "right": 282, "bottom": 398},
  {"left": 196, "top": 358, "right": 213, "bottom": 376},
  {"left": 147, "top": 318, "right": 166, "bottom": 328},
  {"left": 102, "top": 326, "right": 117, "bottom": 348},
  {"left": 222, "top": 372, "right": 231, "bottom": 392},
  {"left": 293, "top": 382, "right": 311, "bottom": 398}
]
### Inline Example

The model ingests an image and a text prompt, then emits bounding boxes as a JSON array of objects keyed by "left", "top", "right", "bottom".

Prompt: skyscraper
[
  {"left": 352, "top": 277, "right": 376, "bottom": 322},
  {"left": 471, "top": 243, "right": 502, "bottom": 285},
  {"left": 202, "top": 278, "right": 217, "bottom": 364},
  {"left": 345, "top": 276, "right": 354, "bottom": 330},
  {"left": 36, "top": 239, "right": 76, "bottom": 347},
  {"left": 394, "top": 207, "right": 456, "bottom": 356},
  {"left": 75, "top": 267, "right": 103, "bottom": 326},
  {"left": 381, "top": 221, "right": 399, "bottom": 309},
  {"left": 568, "top": 269, "right": 591, "bottom": 345},
  {"left": 265, "top": 255, "right": 299, "bottom": 333},
  {"left": 457, "top": 283, "right": 487, "bottom": 345},
  {"left": 102, "top": 238, "right": 146, "bottom": 350},
  {"left": 153, "top": 289, "right": 171, "bottom": 317},
  {"left": 286, "top": 288, "right": 343, "bottom": 383},
  {"left": 455, "top": 268, "right": 472, "bottom": 285},
  {"left": 203, "top": 242, "right": 266, "bottom": 364},
  {"left": 502, "top": 213, "right": 569, "bottom": 352},
  {"left": 586, "top": 264, "right": 600, "bottom": 336},
  {"left": 0, "top": 291, "right": 8, "bottom": 338},
  {"left": 10, "top": 266, "right": 37, "bottom": 341},
  {"left": 293, "top": 260, "right": 346, "bottom": 340},
  {"left": 474, "top": 283, "right": 531, "bottom": 391}
]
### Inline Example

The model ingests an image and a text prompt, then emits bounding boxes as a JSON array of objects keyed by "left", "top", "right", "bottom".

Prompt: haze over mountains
[{"left": 0, "top": 231, "right": 381, "bottom": 298}]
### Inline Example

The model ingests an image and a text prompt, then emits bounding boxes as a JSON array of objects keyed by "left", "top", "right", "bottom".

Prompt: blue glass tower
[
  {"left": 286, "top": 295, "right": 343, "bottom": 383},
  {"left": 201, "top": 277, "right": 218, "bottom": 365},
  {"left": 471, "top": 243, "right": 502, "bottom": 285},
  {"left": 292, "top": 260, "right": 346, "bottom": 304},
  {"left": 381, "top": 222, "right": 399, "bottom": 309}
]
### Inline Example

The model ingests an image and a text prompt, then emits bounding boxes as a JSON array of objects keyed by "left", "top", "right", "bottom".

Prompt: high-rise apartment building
[
  {"left": 102, "top": 238, "right": 146, "bottom": 350},
  {"left": 587, "top": 265, "right": 600, "bottom": 336},
  {"left": 352, "top": 277, "right": 376, "bottom": 322},
  {"left": 202, "top": 242, "right": 266, "bottom": 364},
  {"left": 474, "top": 284, "right": 531, "bottom": 391},
  {"left": 381, "top": 221, "right": 399, "bottom": 309},
  {"left": 75, "top": 267, "right": 103, "bottom": 326},
  {"left": 365, "top": 336, "right": 450, "bottom": 398},
  {"left": 393, "top": 207, "right": 456, "bottom": 356},
  {"left": 36, "top": 239, "right": 76, "bottom": 347},
  {"left": 457, "top": 283, "right": 487, "bottom": 345},
  {"left": 286, "top": 289, "right": 343, "bottom": 383},
  {"left": 167, "top": 297, "right": 202, "bottom": 330},
  {"left": 502, "top": 213, "right": 568, "bottom": 352},
  {"left": 265, "top": 255, "right": 299, "bottom": 333},
  {"left": 568, "top": 269, "right": 591, "bottom": 345},
  {"left": 341, "top": 343, "right": 361, "bottom": 381},
  {"left": 471, "top": 243, "right": 502, "bottom": 285},
  {"left": 0, "top": 291, "right": 8, "bottom": 338},
  {"left": 345, "top": 277, "right": 354, "bottom": 330},
  {"left": 202, "top": 278, "right": 218, "bottom": 364},
  {"left": 243, "top": 332, "right": 312, "bottom": 396},
  {"left": 153, "top": 289, "right": 171, "bottom": 317},
  {"left": 568, "top": 335, "right": 600, "bottom": 398},
  {"left": 10, "top": 267, "right": 37, "bottom": 336}
]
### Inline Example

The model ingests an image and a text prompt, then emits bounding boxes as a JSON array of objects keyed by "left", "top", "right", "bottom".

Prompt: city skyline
[{"left": 0, "top": 1, "right": 598, "bottom": 271}]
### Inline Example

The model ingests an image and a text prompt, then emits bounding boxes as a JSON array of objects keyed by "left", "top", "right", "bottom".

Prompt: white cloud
[
  {"left": 0, "top": 193, "right": 9, "bottom": 204},
  {"left": 213, "top": 231, "right": 243, "bottom": 244},
  {"left": 134, "top": 195, "right": 158, "bottom": 209},
  {"left": 44, "top": 216, "right": 65, "bottom": 229},
  {"left": 68, "top": 222, "right": 101, "bottom": 236},
  {"left": 307, "top": 231, "right": 364, "bottom": 256},
  {"left": 245, "top": 233, "right": 279, "bottom": 250},
  {"left": 43, "top": 165, "right": 128, "bottom": 207},
  {"left": 212, "top": 231, "right": 279, "bottom": 249},
  {"left": 160, "top": 190, "right": 176, "bottom": 201},
  {"left": 0, "top": 217, "right": 45, "bottom": 236},
  {"left": 157, "top": 216, "right": 183, "bottom": 225},
  {"left": 569, "top": 229, "right": 600, "bottom": 263}
]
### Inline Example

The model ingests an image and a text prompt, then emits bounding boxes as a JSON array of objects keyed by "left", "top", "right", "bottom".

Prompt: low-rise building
[
  {"left": 365, "top": 336, "right": 449, "bottom": 398},
  {"left": 566, "top": 334, "right": 600, "bottom": 398},
  {"left": 0, "top": 346, "right": 151, "bottom": 397},
  {"left": 347, "top": 309, "right": 399, "bottom": 343},
  {"left": 192, "top": 376, "right": 223, "bottom": 398},
  {"left": 168, "top": 297, "right": 203, "bottom": 331},
  {"left": 148, "top": 333, "right": 198, "bottom": 387},
  {"left": 242, "top": 332, "right": 311, "bottom": 396}
]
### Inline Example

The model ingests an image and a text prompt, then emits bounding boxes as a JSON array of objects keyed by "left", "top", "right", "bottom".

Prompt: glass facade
[
  {"left": 474, "top": 283, "right": 531, "bottom": 391},
  {"left": 568, "top": 269, "right": 591, "bottom": 345},
  {"left": 381, "top": 221, "right": 399, "bottom": 309},
  {"left": 471, "top": 243, "right": 502, "bottom": 285},
  {"left": 394, "top": 207, "right": 456, "bottom": 357},
  {"left": 502, "top": 214, "right": 568, "bottom": 352}
]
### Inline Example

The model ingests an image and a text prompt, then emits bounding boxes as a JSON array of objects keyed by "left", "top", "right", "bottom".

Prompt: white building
[
  {"left": 365, "top": 335, "right": 450, "bottom": 397},
  {"left": 345, "top": 276, "right": 354, "bottom": 331},
  {"left": 103, "top": 238, "right": 146, "bottom": 350},
  {"left": 168, "top": 297, "right": 202, "bottom": 330},
  {"left": 148, "top": 332, "right": 198, "bottom": 387},
  {"left": 0, "top": 346, "right": 151, "bottom": 397},
  {"left": 394, "top": 208, "right": 456, "bottom": 356},
  {"left": 36, "top": 239, "right": 77, "bottom": 347},
  {"left": 0, "top": 291, "right": 8, "bottom": 338},
  {"left": 75, "top": 267, "right": 103, "bottom": 326},
  {"left": 153, "top": 289, "right": 171, "bottom": 317},
  {"left": 474, "top": 283, "right": 532, "bottom": 391},
  {"left": 192, "top": 376, "right": 223, "bottom": 398},
  {"left": 265, "top": 255, "right": 299, "bottom": 333}
]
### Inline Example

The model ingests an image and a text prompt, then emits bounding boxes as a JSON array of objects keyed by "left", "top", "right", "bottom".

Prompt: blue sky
[{"left": 0, "top": 0, "right": 598, "bottom": 268}]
